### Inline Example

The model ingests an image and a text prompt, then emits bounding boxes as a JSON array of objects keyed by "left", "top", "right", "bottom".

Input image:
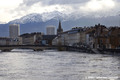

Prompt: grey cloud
[
  {"left": 21, "top": 0, "right": 40, "bottom": 6},
  {"left": 21, "top": 0, "right": 89, "bottom": 6},
  {"left": 14, "top": 0, "right": 120, "bottom": 22},
  {"left": 46, "top": 0, "right": 89, "bottom": 5},
  {"left": 115, "top": 0, "right": 118, "bottom": 1}
]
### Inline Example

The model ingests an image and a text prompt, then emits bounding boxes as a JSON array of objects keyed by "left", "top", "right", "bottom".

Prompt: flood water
[{"left": 0, "top": 49, "right": 120, "bottom": 80}]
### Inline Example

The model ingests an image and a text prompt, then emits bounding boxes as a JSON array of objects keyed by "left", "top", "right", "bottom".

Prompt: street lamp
[{"left": 119, "top": 14, "right": 120, "bottom": 27}]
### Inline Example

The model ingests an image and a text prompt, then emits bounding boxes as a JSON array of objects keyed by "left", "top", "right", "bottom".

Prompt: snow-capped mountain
[
  {"left": 41, "top": 11, "right": 66, "bottom": 21},
  {"left": 9, "top": 13, "right": 43, "bottom": 24},
  {"left": 9, "top": 11, "right": 65, "bottom": 24},
  {"left": 0, "top": 11, "right": 119, "bottom": 37},
  {"left": 0, "top": 21, "right": 6, "bottom": 24}
]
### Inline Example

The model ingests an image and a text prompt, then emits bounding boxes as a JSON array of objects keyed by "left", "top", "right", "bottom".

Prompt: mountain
[
  {"left": 9, "top": 13, "right": 43, "bottom": 24},
  {"left": 0, "top": 11, "right": 119, "bottom": 37},
  {"left": 0, "top": 12, "right": 64, "bottom": 37},
  {"left": 9, "top": 11, "right": 65, "bottom": 24},
  {"left": 0, "top": 24, "right": 9, "bottom": 37}
]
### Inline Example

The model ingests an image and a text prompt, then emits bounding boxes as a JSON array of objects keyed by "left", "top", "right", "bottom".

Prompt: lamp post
[{"left": 119, "top": 14, "right": 120, "bottom": 27}]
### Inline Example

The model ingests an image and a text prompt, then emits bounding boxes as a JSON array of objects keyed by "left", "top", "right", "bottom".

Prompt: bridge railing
[{"left": 0, "top": 45, "right": 58, "bottom": 47}]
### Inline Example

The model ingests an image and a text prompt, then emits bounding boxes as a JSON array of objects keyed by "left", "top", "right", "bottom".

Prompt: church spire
[
  {"left": 57, "top": 20, "right": 63, "bottom": 35},
  {"left": 58, "top": 20, "right": 62, "bottom": 29}
]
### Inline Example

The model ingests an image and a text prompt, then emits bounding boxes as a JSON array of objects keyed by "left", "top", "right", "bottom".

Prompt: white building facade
[
  {"left": 0, "top": 38, "right": 9, "bottom": 45},
  {"left": 52, "top": 28, "right": 82, "bottom": 46},
  {"left": 9, "top": 24, "right": 20, "bottom": 39},
  {"left": 46, "top": 26, "right": 55, "bottom": 35}
]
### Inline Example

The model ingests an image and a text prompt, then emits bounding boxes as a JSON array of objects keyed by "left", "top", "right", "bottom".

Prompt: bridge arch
[{"left": 0, "top": 45, "right": 57, "bottom": 52}]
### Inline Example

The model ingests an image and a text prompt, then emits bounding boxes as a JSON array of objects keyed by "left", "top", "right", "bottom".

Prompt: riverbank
[{"left": 60, "top": 46, "right": 120, "bottom": 55}]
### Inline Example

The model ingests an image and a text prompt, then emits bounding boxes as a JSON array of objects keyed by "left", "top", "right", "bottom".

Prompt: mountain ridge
[{"left": 0, "top": 11, "right": 119, "bottom": 37}]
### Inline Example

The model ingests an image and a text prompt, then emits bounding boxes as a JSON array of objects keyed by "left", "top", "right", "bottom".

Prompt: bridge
[
  {"left": 0, "top": 45, "right": 58, "bottom": 52},
  {"left": 0, "top": 45, "right": 93, "bottom": 52}
]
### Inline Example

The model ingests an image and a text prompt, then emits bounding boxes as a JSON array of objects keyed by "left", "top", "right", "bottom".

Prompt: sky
[{"left": 0, "top": 0, "right": 120, "bottom": 23}]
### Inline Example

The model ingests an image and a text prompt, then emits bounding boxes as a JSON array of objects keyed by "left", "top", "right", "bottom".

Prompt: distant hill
[{"left": 0, "top": 11, "right": 119, "bottom": 37}]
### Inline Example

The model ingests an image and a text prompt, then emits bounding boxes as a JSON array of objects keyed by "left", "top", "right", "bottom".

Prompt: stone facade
[{"left": 20, "top": 32, "right": 42, "bottom": 45}]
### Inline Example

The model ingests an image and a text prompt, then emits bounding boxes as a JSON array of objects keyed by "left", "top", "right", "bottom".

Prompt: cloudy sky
[{"left": 0, "top": 0, "right": 120, "bottom": 23}]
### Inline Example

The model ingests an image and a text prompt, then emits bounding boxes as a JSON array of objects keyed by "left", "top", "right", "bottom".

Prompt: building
[
  {"left": 67, "top": 28, "right": 81, "bottom": 46},
  {"left": 18, "top": 37, "right": 22, "bottom": 45},
  {"left": 46, "top": 26, "right": 55, "bottom": 35},
  {"left": 54, "top": 31, "right": 69, "bottom": 46},
  {"left": 9, "top": 24, "right": 20, "bottom": 39},
  {"left": 85, "top": 27, "right": 95, "bottom": 48},
  {"left": 108, "top": 27, "right": 120, "bottom": 49},
  {"left": 60, "top": 31, "right": 69, "bottom": 46},
  {"left": 86, "top": 30, "right": 95, "bottom": 48},
  {"left": 0, "top": 37, "right": 10, "bottom": 45},
  {"left": 0, "top": 37, "right": 20, "bottom": 45},
  {"left": 93, "top": 24, "right": 109, "bottom": 49},
  {"left": 53, "top": 23, "right": 120, "bottom": 49},
  {"left": 52, "top": 36, "right": 59, "bottom": 45},
  {"left": 79, "top": 28, "right": 86, "bottom": 45},
  {"left": 20, "top": 32, "right": 43, "bottom": 45},
  {"left": 20, "top": 32, "right": 57, "bottom": 45},
  {"left": 85, "top": 24, "right": 118, "bottom": 49},
  {"left": 53, "top": 27, "right": 83, "bottom": 46},
  {"left": 57, "top": 20, "right": 63, "bottom": 35},
  {"left": 42, "top": 35, "right": 57, "bottom": 45}
]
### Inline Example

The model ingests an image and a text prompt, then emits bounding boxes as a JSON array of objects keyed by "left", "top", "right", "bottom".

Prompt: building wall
[
  {"left": 80, "top": 32, "right": 86, "bottom": 44},
  {"left": 63, "top": 34, "right": 69, "bottom": 45},
  {"left": 118, "top": 35, "right": 120, "bottom": 48},
  {"left": 52, "top": 25, "right": 120, "bottom": 49},
  {"left": 96, "top": 37, "right": 110, "bottom": 49},
  {"left": 46, "top": 26, "right": 55, "bottom": 35},
  {"left": 18, "top": 37, "right": 22, "bottom": 45},
  {"left": 0, "top": 38, "right": 18, "bottom": 45},
  {"left": 94, "top": 27, "right": 120, "bottom": 49},
  {"left": 68, "top": 33, "right": 80, "bottom": 46},
  {"left": 0, "top": 39, "right": 7, "bottom": 45},
  {"left": 52, "top": 37, "right": 58, "bottom": 45},
  {"left": 22, "top": 35, "right": 36, "bottom": 45},
  {"left": 52, "top": 32, "right": 69, "bottom": 46},
  {"left": 54, "top": 30, "right": 81, "bottom": 46},
  {"left": 85, "top": 34, "right": 95, "bottom": 48},
  {"left": 9, "top": 24, "right": 20, "bottom": 39},
  {"left": 9, "top": 41, "right": 19, "bottom": 45},
  {"left": 86, "top": 34, "right": 89, "bottom": 45},
  {"left": 20, "top": 33, "right": 43, "bottom": 45},
  {"left": 109, "top": 36, "right": 120, "bottom": 49}
]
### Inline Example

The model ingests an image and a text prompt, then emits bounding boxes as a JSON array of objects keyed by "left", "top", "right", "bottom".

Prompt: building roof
[
  {"left": 60, "top": 27, "right": 84, "bottom": 35},
  {"left": 20, "top": 32, "right": 42, "bottom": 37},
  {"left": 42, "top": 35, "right": 57, "bottom": 40},
  {"left": 0, "top": 37, "right": 11, "bottom": 40},
  {"left": 108, "top": 27, "right": 120, "bottom": 36}
]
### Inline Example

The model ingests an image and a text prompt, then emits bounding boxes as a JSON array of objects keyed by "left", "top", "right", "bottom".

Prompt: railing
[
  {"left": 0, "top": 45, "right": 93, "bottom": 53},
  {"left": 98, "top": 49, "right": 120, "bottom": 53},
  {"left": 0, "top": 45, "right": 57, "bottom": 47}
]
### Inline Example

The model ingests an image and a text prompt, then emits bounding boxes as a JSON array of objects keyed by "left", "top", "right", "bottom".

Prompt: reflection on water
[{"left": 0, "top": 49, "right": 119, "bottom": 80}]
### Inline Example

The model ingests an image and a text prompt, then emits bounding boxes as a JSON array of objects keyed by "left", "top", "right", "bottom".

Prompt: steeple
[
  {"left": 58, "top": 20, "right": 62, "bottom": 29},
  {"left": 57, "top": 20, "right": 63, "bottom": 35}
]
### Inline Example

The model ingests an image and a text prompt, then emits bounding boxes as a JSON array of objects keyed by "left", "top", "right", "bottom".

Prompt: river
[{"left": 0, "top": 49, "right": 120, "bottom": 80}]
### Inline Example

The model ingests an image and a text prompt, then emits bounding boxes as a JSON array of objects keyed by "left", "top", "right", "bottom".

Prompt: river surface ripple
[{"left": 0, "top": 49, "right": 120, "bottom": 80}]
